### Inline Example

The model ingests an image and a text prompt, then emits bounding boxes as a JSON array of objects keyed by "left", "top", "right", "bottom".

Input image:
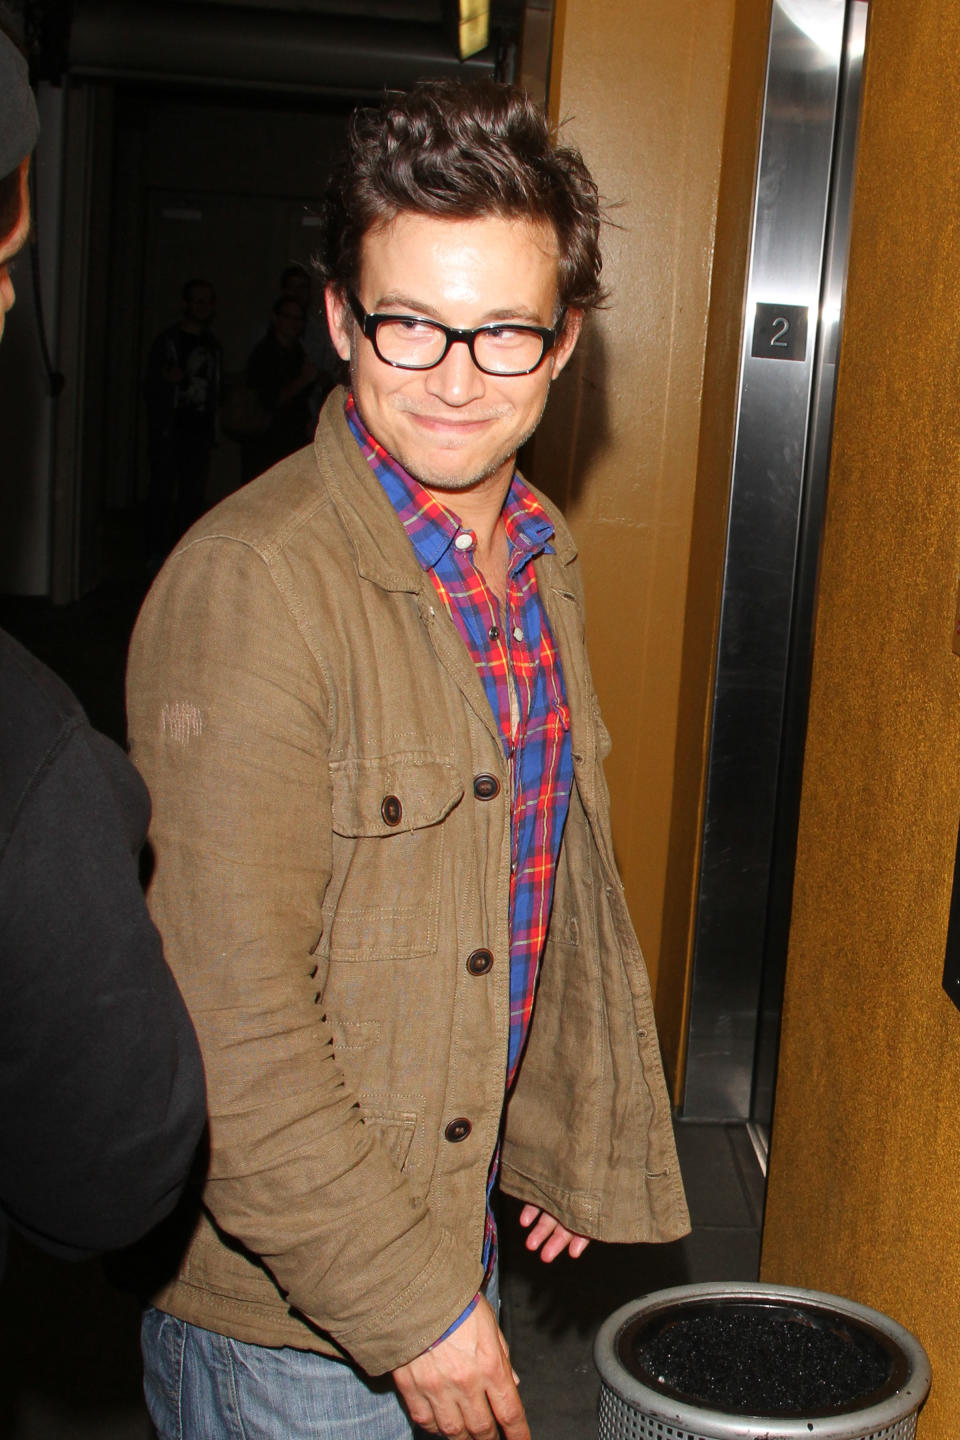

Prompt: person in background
[
  {"left": 0, "top": 23, "right": 207, "bottom": 1272},
  {"left": 143, "top": 277, "right": 221, "bottom": 570},
  {"left": 128, "top": 78, "right": 688, "bottom": 1440},
  {"left": 239, "top": 292, "right": 317, "bottom": 481},
  {"left": 279, "top": 261, "right": 343, "bottom": 418}
]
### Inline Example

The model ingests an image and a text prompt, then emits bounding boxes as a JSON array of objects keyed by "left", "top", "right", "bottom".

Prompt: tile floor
[{"left": 0, "top": 1122, "right": 762, "bottom": 1439}]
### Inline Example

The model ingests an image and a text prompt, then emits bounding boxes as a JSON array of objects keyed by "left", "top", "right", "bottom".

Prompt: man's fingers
[
  {"left": 523, "top": 1209, "right": 571, "bottom": 1256},
  {"left": 495, "top": 1324, "right": 521, "bottom": 1385},
  {"left": 392, "top": 1298, "right": 529, "bottom": 1440},
  {"left": 402, "top": 1379, "right": 519, "bottom": 1440},
  {"left": 540, "top": 1222, "right": 587, "bottom": 1262},
  {"left": 484, "top": 1374, "right": 530, "bottom": 1440},
  {"left": 518, "top": 1204, "right": 591, "bottom": 1261},
  {"left": 392, "top": 1371, "right": 439, "bottom": 1432},
  {"left": 539, "top": 1227, "right": 569, "bottom": 1262},
  {"left": 431, "top": 1399, "right": 477, "bottom": 1440},
  {"left": 522, "top": 1210, "right": 555, "bottom": 1251},
  {"left": 396, "top": 1378, "right": 473, "bottom": 1439},
  {"left": 456, "top": 1396, "right": 511, "bottom": 1440}
]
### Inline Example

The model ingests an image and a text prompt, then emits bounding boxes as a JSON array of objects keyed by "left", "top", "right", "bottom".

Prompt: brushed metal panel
[
  {"left": 752, "top": 1, "right": 867, "bottom": 1143},
  {"left": 684, "top": 0, "right": 866, "bottom": 1120}
]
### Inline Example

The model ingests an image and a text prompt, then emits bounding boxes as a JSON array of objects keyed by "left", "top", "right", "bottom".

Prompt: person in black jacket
[
  {"left": 0, "top": 22, "right": 206, "bottom": 1269},
  {"left": 143, "top": 278, "right": 222, "bottom": 569},
  {"left": 239, "top": 295, "right": 317, "bottom": 482}
]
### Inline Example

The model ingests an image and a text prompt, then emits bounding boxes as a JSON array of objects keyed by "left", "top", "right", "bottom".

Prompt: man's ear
[
  {"left": 325, "top": 284, "right": 353, "bottom": 362},
  {"left": 550, "top": 308, "right": 583, "bottom": 378}
]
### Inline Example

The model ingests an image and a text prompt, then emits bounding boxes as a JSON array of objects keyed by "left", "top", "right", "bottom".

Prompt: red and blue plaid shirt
[{"left": 345, "top": 396, "right": 574, "bottom": 1332}]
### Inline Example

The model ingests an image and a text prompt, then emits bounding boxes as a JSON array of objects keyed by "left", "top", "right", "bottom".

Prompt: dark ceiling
[{"left": 12, "top": 0, "right": 537, "bottom": 89}]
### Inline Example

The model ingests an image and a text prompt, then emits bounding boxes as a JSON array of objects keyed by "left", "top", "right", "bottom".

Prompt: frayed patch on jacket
[{"left": 160, "top": 701, "right": 204, "bottom": 745}]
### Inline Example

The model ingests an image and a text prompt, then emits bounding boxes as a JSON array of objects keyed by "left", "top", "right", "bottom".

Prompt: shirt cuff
[{"left": 430, "top": 1292, "right": 481, "bottom": 1348}]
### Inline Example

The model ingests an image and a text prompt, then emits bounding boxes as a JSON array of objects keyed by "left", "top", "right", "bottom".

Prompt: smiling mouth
[
  {"left": 393, "top": 397, "right": 512, "bottom": 425},
  {"left": 406, "top": 412, "right": 506, "bottom": 432}
]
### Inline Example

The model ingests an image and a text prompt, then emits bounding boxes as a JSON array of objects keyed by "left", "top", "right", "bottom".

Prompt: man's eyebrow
[{"left": 373, "top": 292, "right": 547, "bottom": 325}]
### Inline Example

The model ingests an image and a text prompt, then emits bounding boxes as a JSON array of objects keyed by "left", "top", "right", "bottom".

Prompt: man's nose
[{"left": 424, "top": 337, "right": 486, "bottom": 405}]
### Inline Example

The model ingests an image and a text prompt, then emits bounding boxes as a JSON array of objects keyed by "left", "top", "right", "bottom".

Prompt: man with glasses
[{"left": 128, "top": 78, "right": 687, "bottom": 1440}]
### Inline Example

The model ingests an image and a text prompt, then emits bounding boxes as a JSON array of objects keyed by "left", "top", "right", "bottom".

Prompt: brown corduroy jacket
[{"left": 126, "top": 390, "right": 689, "bottom": 1377}]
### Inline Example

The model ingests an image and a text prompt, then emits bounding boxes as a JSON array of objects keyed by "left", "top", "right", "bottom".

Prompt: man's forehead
[{"left": 355, "top": 210, "right": 561, "bottom": 308}]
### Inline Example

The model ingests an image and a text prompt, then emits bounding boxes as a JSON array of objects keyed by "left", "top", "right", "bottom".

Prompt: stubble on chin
[
  {"left": 397, "top": 436, "right": 524, "bottom": 494},
  {"left": 357, "top": 400, "right": 550, "bottom": 495}
]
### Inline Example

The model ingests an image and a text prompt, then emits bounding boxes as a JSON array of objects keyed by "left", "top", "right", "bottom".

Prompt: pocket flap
[{"left": 330, "top": 755, "right": 464, "bottom": 837}]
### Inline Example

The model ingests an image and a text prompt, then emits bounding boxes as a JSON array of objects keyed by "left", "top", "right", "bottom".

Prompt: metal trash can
[{"left": 594, "top": 1282, "right": 931, "bottom": 1440}]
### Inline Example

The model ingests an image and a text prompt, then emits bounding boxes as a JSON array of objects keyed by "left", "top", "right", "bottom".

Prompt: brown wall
[
  {"left": 761, "top": 6, "right": 960, "bottom": 1433},
  {"left": 531, "top": 0, "right": 769, "bottom": 1084}
]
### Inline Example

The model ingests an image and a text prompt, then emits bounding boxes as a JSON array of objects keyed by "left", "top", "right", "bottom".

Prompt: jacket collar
[{"left": 314, "top": 388, "right": 578, "bottom": 592}]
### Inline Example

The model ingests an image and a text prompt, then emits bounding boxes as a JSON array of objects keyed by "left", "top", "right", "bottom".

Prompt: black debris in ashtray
[{"left": 629, "top": 1306, "right": 891, "bottom": 1416}]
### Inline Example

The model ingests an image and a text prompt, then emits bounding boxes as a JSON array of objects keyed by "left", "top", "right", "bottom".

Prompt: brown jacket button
[
  {"left": 381, "top": 794, "right": 402, "bottom": 826},
  {"left": 444, "top": 1117, "right": 472, "bottom": 1143},
  {"left": 473, "top": 773, "right": 500, "bottom": 801},
  {"left": 466, "top": 949, "right": 494, "bottom": 976}
]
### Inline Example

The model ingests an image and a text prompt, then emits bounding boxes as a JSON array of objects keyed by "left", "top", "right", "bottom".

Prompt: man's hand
[
  {"left": 392, "top": 1294, "right": 529, "bottom": 1440},
  {"left": 518, "top": 1205, "right": 591, "bottom": 1262}
]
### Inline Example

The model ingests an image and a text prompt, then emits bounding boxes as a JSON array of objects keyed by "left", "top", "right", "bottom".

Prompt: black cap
[{"left": 0, "top": 29, "right": 39, "bottom": 177}]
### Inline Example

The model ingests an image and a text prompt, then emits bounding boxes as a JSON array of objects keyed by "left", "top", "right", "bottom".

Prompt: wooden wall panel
[
  {"left": 761, "top": 5, "right": 960, "bottom": 1431},
  {"left": 533, "top": 0, "right": 769, "bottom": 1085},
  {"left": 533, "top": 0, "right": 737, "bottom": 1013}
]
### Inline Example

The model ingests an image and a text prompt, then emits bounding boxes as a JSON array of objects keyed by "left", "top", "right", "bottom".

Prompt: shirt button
[
  {"left": 488, "top": 626, "right": 500, "bottom": 640},
  {"left": 454, "top": 531, "right": 475, "bottom": 551},
  {"left": 444, "top": 1117, "right": 472, "bottom": 1143},
  {"left": 466, "top": 948, "right": 494, "bottom": 976},
  {"left": 473, "top": 773, "right": 501, "bottom": 801},
  {"left": 512, "top": 625, "right": 524, "bottom": 641},
  {"left": 380, "top": 794, "right": 402, "bottom": 826}
]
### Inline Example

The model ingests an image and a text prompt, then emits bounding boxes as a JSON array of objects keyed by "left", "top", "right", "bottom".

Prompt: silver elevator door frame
[{"left": 682, "top": 0, "right": 868, "bottom": 1143}]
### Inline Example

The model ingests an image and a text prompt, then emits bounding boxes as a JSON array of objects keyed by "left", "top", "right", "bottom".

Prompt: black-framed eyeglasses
[{"left": 347, "top": 291, "right": 564, "bottom": 377}]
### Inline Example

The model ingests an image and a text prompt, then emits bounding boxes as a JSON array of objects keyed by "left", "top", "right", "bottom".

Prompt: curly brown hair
[{"left": 314, "top": 79, "right": 605, "bottom": 316}]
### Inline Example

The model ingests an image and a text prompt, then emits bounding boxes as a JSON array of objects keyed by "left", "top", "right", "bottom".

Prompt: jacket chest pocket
[{"left": 326, "top": 754, "right": 463, "bottom": 962}]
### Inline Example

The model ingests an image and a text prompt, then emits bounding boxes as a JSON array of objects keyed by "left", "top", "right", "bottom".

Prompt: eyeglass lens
[{"left": 374, "top": 317, "right": 546, "bottom": 375}]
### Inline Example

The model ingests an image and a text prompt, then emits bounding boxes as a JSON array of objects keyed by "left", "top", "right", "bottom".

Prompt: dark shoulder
[
  {"left": 0, "top": 630, "right": 149, "bottom": 856},
  {"left": 0, "top": 630, "right": 86, "bottom": 832},
  {"left": 0, "top": 629, "right": 85, "bottom": 737}
]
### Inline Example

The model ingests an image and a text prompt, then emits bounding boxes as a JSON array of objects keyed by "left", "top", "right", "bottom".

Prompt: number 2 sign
[{"left": 751, "top": 302, "right": 809, "bottom": 362}]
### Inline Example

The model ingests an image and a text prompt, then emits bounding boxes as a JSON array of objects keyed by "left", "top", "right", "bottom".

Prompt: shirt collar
[{"left": 344, "top": 392, "right": 555, "bottom": 574}]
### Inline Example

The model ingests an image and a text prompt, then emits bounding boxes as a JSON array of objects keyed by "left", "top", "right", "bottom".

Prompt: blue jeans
[{"left": 141, "top": 1272, "right": 499, "bottom": 1440}]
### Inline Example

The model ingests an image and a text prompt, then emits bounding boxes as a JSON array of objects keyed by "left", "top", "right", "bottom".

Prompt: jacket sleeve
[
  {"left": 126, "top": 535, "right": 478, "bottom": 1374},
  {"left": 0, "top": 720, "right": 207, "bottom": 1260}
]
